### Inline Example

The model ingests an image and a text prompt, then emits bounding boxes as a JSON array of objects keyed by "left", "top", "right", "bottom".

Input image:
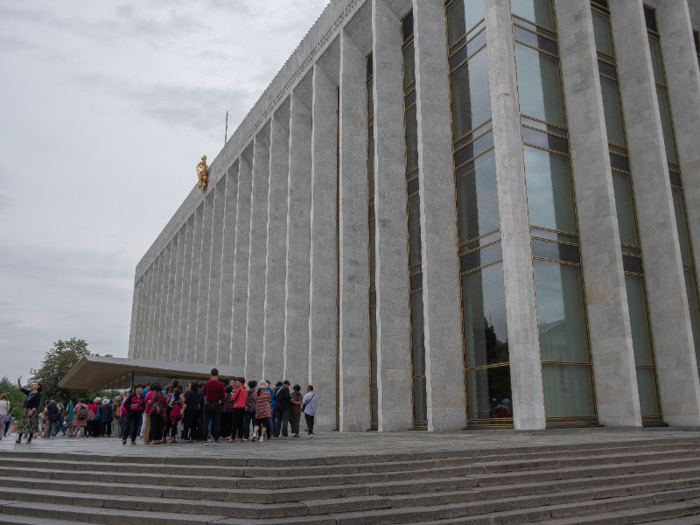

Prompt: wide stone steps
[{"left": 0, "top": 437, "right": 699, "bottom": 524}]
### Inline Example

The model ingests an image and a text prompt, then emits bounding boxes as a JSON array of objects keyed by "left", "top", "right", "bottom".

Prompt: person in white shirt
[
  {"left": 0, "top": 394, "right": 9, "bottom": 440},
  {"left": 301, "top": 386, "right": 318, "bottom": 438}
]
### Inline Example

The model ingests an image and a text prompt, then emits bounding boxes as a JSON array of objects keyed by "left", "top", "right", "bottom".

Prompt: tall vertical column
[
  {"left": 138, "top": 268, "right": 153, "bottom": 360},
  {"left": 246, "top": 127, "right": 271, "bottom": 381},
  {"left": 150, "top": 255, "right": 165, "bottom": 360},
  {"left": 657, "top": 2, "right": 700, "bottom": 312},
  {"left": 196, "top": 192, "right": 215, "bottom": 364},
  {"left": 309, "top": 62, "right": 340, "bottom": 430},
  {"left": 484, "top": 0, "right": 545, "bottom": 429},
  {"left": 412, "top": 0, "right": 466, "bottom": 431},
  {"left": 128, "top": 275, "right": 141, "bottom": 358},
  {"left": 170, "top": 224, "right": 187, "bottom": 362},
  {"left": 338, "top": 29, "right": 371, "bottom": 432},
  {"left": 263, "top": 102, "right": 290, "bottom": 381},
  {"left": 177, "top": 215, "right": 195, "bottom": 362},
  {"left": 231, "top": 151, "right": 254, "bottom": 370},
  {"left": 206, "top": 178, "right": 226, "bottom": 365},
  {"left": 554, "top": 0, "right": 641, "bottom": 426},
  {"left": 372, "top": 0, "right": 413, "bottom": 431},
  {"left": 218, "top": 163, "right": 239, "bottom": 366},
  {"left": 162, "top": 236, "right": 178, "bottom": 362},
  {"left": 611, "top": 1, "right": 700, "bottom": 426},
  {"left": 284, "top": 76, "right": 313, "bottom": 387},
  {"left": 185, "top": 203, "right": 205, "bottom": 364}
]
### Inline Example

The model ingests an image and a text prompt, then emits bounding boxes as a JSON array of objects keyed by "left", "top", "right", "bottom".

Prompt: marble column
[
  {"left": 484, "top": 0, "right": 546, "bottom": 429},
  {"left": 231, "top": 150, "right": 254, "bottom": 370},
  {"left": 170, "top": 224, "right": 187, "bottom": 362},
  {"left": 185, "top": 203, "right": 205, "bottom": 364},
  {"left": 195, "top": 192, "right": 215, "bottom": 364},
  {"left": 263, "top": 102, "right": 290, "bottom": 381},
  {"left": 218, "top": 163, "right": 239, "bottom": 366},
  {"left": 246, "top": 126, "right": 271, "bottom": 381},
  {"left": 309, "top": 61, "right": 340, "bottom": 431},
  {"left": 338, "top": 28, "right": 371, "bottom": 432},
  {"left": 137, "top": 268, "right": 152, "bottom": 360},
  {"left": 610, "top": 0, "right": 700, "bottom": 426},
  {"left": 162, "top": 236, "right": 178, "bottom": 362},
  {"left": 128, "top": 274, "right": 141, "bottom": 358},
  {"left": 412, "top": 0, "right": 467, "bottom": 431},
  {"left": 178, "top": 215, "right": 195, "bottom": 363},
  {"left": 284, "top": 74, "right": 313, "bottom": 387},
  {"left": 151, "top": 255, "right": 165, "bottom": 360},
  {"left": 372, "top": 0, "right": 413, "bottom": 431},
  {"left": 554, "top": 0, "right": 642, "bottom": 427},
  {"left": 206, "top": 178, "right": 226, "bottom": 366}
]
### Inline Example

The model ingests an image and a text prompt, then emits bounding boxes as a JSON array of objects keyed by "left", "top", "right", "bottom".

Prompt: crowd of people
[{"left": 5, "top": 369, "right": 320, "bottom": 445}]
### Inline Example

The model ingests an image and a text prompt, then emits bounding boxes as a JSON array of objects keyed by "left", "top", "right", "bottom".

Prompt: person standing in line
[
  {"left": 302, "top": 385, "right": 318, "bottom": 438},
  {"left": 65, "top": 398, "right": 76, "bottom": 438},
  {"left": 73, "top": 399, "right": 89, "bottom": 437},
  {"left": 142, "top": 386, "right": 155, "bottom": 444},
  {"left": 273, "top": 381, "right": 291, "bottom": 438},
  {"left": 252, "top": 380, "right": 272, "bottom": 442},
  {"left": 228, "top": 377, "right": 247, "bottom": 443},
  {"left": 0, "top": 394, "right": 10, "bottom": 441},
  {"left": 148, "top": 384, "right": 166, "bottom": 444},
  {"left": 181, "top": 381, "right": 200, "bottom": 443},
  {"left": 54, "top": 403, "right": 67, "bottom": 437},
  {"left": 99, "top": 399, "right": 113, "bottom": 437},
  {"left": 289, "top": 385, "right": 303, "bottom": 439},
  {"left": 139, "top": 383, "right": 151, "bottom": 439},
  {"left": 202, "top": 369, "right": 225, "bottom": 443},
  {"left": 265, "top": 381, "right": 276, "bottom": 440},
  {"left": 43, "top": 397, "right": 60, "bottom": 439},
  {"left": 122, "top": 386, "right": 144, "bottom": 445},
  {"left": 15, "top": 377, "right": 42, "bottom": 444},
  {"left": 220, "top": 384, "right": 233, "bottom": 441},
  {"left": 86, "top": 398, "right": 98, "bottom": 438},
  {"left": 112, "top": 400, "right": 121, "bottom": 438},
  {"left": 243, "top": 380, "right": 257, "bottom": 440}
]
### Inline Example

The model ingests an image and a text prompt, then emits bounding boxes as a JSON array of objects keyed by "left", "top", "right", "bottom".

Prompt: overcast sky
[{"left": 0, "top": 0, "right": 329, "bottom": 382}]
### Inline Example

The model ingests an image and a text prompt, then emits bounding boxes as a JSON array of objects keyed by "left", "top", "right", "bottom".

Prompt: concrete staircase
[{"left": 0, "top": 436, "right": 699, "bottom": 524}]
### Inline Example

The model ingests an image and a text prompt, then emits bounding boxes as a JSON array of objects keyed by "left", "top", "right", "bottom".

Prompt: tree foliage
[
  {"left": 0, "top": 376, "right": 25, "bottom": 419},
  {"left": 28, "top": 338, "right": 100, "bottom": 403}
]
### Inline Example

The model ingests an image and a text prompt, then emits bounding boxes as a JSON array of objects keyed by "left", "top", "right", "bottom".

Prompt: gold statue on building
[{"left": 197, "top": 156, "right": 208, "bottom": 192}]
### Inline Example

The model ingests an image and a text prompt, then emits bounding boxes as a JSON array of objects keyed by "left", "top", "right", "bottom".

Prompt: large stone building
[{"left": 128, "top": 0, "right": 700, "bottom": 432}]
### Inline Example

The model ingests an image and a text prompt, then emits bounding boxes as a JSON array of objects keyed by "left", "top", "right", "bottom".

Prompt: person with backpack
[
  {"left": 162, "top": 380, "right": 181, "bottom": 442},
  {"left": 180, "top": 381, "right": 200, "bottom": 443},
  {"left": 122, "top": 385, "right": 144, "bottom": 445},
  {"left": 148, "top": 383, "right": 166, "bottom": 444},
  {"left": 54, "top": 402, "right": 68, "bottom": 437},
  {"left": 228, "top": 377, "right": 247, "bottom": 443},
  {"left": 73, "top": 399, "right": 89, "bottom": 438},
  {"left": 86, "top": 398, "right": 98, "bottom": 438},
  {"left": 243, "top": 380, "right": 257, "bottom": 440},
  {"left": 169, "top": 398, "right": 183, "bottom": 443}
]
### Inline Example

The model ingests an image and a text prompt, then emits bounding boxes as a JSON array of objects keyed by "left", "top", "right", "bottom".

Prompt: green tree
[
  {"left": 29, "top": 338, "right": 96, "bottom": 403},
  {"left": 0, "top": 376, "right": 26, "bottom": 419}
]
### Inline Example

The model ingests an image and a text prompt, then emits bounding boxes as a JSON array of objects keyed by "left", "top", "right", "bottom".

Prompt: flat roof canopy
[{"left": 59, "top": 356, "right": 241, "bottom": 391}]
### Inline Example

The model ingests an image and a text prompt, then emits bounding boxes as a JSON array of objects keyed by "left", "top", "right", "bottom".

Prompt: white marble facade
[{"left": 129, "top": 0, "right": 700, "bottom": 431}]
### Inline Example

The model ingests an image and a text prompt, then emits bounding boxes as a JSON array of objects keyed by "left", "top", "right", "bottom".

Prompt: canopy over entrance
[{"left": 58, "top": 356, "right": 241, "bottom": 391}]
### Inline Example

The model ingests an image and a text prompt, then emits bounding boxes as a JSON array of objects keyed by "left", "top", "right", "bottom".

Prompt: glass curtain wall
[
  {"left": 590, "top": 0, "right": 661, "bottom": 422},
  {"left": 645, "top": 6, "right": 700, "bottom": 375},
  {"left": 444, "top": 0, "right": 513, "bottom": 427},
  {"left": 367, "top": 54, "right": 379, "bottom": 430},
  {"left": 511, "top": 0, "right": 597, "bottom": 425},
  {"left": 402, "top": 12, "right": 428, "bottom": 429}
]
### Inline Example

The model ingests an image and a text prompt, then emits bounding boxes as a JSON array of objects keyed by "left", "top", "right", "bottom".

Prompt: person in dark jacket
[
  {"left": 273, "top": 381, "right": 291, "bottom": 438},
  {"left": 181, "top": 381, "right": 201, "bottom": 442},
  {"left": 43, "top": 397, "right": 59, "bottom": 439},
  {"left": 15, "top": 377, "right": 42, "bottom": 444},
  {"left": 99, "top": 399, "right": 113, "bottom": 437},
  {"left": 122, "top": 385, "right": 144, "bottom": 445}
]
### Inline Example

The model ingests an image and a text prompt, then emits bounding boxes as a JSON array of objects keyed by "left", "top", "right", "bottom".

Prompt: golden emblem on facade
[{"left": 197, "top": 156, "right": 208, "bottom": 192}]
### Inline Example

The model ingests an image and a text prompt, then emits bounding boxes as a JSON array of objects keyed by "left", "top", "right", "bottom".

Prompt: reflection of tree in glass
[
  {"left": 484, "top": 318, "right": 509, "bottom": 365},
  {"left": 483, "top": 318, "right": 512, "bottom": 416}
]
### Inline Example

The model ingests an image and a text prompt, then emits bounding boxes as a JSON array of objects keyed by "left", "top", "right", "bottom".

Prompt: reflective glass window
[
  {"left": 625, "top": 274, "right": 654, "bottom": 367},
  {"left": 446, "top": 0, "right": 485, "bottom": 47},
  {"left": 466, "top": 366, "right": 513, "bottom": 422},
  {"left": 592, "top": 9, "right": 614, "bottom": 56},
  {"left": 600, "top": 76, "right": 626, "bottom": 146},
  {"left": 684, "top": 268, "right": 700, "bottom": 365},
  {"left": 648, "top": 38, "right": 665, "bottom": 85},
  {"left": 511, "top": 0, "right": 555, "bottom": 30},
  {"left": 534, "top": 259, "right": 590, "bottom": 363},
  {"left": 405, "top": 105, "right": 419, "bottom": 174},
  {"left": 461, "top": 242, "right": 502, "bottom": 274},
  {"left": 611, "top": 171, "right": 639, "bottom": 247},
  {"left": 524, "top": 146, "right": 577, "bottom": 234},
  {"left": 462, "top": 262, "right": 509, "bottom": 369},
  {"left": 672, "top": 187, "right": 693, "bottom": 267},
  {"left": 408, "top": 194, "right": 422, "bottom": 266},
  {"left": 515, "top": 43, "right": 566, "bottom": 127},
  {"left": 455, "top": 149, "right": 499, "bottom": 244},
  {"left": 636, "top": 367, "right": 660, "bottom": 416},
  {"left": 542, "top": 363, "right": 595, "bottom": 417},
  {"left": 451, "top": 47, "right": 491, "bottom": 138},
  {"left": 655, "top": 86, "right": 678, "bottom": 164}
]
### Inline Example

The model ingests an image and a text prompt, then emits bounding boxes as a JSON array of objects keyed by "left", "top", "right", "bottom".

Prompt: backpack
[
  {"left": 86, "top": 408, "right": 94, "bottom": 422},
  {"left": 77, "top": 405, "right": 88, "bottom": 420},
  {"left": 130, "top": 395, "right": 144, "bottom": 412},
  {"left": 170, "top": 403, "right": 182, "bottom": 422},
  {"left": 151, "top": 392, "right": 165, "bottom": 417},
  {"left": 222, "top": 394, "right": 233, "bottom": 414},
  {"left": 166, "top": 393, "right": 176, "bottom": 408},
  {"left": 115, "top": 406, "right": 121, "bottom": 418}
]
